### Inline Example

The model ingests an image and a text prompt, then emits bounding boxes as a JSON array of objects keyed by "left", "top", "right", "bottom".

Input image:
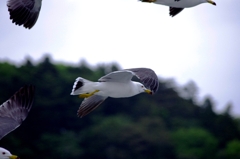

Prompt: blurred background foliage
[{"left": 0, "top": 55, "right": 240, "bottom": 159}]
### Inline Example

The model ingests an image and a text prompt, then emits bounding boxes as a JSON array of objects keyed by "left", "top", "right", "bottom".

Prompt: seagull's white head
[
  {"left": 206, "top": 0, "right": 216, "bottom": 5},
  {"left": 0, "top": 148, "right": 19, "bottom": 159},
  {"left": 135, "top": 82, "right": 152, "bottom": 95}
]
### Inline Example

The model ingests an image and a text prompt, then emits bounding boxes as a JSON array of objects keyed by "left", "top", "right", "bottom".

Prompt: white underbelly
[{"left": 96, "top": 82, "right": 136, "bottom": 98}]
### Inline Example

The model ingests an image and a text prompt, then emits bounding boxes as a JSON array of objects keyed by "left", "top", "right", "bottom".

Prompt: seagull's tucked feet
[{"left": 79, "top": 90, "right": 100, "bottom": 98}]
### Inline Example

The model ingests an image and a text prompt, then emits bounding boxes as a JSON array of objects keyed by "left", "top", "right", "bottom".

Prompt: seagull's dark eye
[{"left": 2, "top": 152, "right": 5, "bottom": 155}]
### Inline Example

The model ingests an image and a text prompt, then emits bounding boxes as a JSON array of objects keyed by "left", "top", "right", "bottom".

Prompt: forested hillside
[{"left": 0, "top": 56, "right": 240, "bottom": 159}]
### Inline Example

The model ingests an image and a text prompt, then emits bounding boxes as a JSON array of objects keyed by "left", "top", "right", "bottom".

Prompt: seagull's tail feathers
[{"left": 70, "top": 77, "right": 94, "bottom": 95}]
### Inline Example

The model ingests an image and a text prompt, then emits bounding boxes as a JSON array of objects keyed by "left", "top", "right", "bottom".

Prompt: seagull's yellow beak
[
  {"left": 207, "top": 0, "right": 216, "bottom": 5},
  {"left": 145, "top": 89, "right": 153, "bottom": 95},
  {"left": 9, "top": 155, "right": 19, "bottom": 159}
]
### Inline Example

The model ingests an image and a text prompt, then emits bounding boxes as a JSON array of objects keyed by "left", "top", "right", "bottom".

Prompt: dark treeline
[{"left": 0, "top": 56, "right": 240, "bottom": 159}]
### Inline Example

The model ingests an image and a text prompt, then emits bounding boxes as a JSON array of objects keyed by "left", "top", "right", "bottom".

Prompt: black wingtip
[
  {"left": 75, "top": 80, "right": 84, "bottom": 91},
  {"left": 169, "top": 7, "right": 184, "bottom": 17},
  {"left": 7, "top": 1, "right": 41, "bottom": 29},
  {"left": 140, "top": 0, "right": 155, "bottom": 2}
]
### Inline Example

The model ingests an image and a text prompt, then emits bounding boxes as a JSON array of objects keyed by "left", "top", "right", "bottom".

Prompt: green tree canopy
[{"left": 0, "top": 56, "right": 239, "bottom": 159}]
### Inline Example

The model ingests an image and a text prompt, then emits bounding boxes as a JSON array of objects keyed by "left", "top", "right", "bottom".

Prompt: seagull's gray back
[{"left": 98, "top": 70, "right": 134, "bottom": 83}]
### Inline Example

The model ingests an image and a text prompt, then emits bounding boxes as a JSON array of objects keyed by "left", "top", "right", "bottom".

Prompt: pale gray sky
[{"left": 1, "top": 0, "right": 240, "bottom": 116}]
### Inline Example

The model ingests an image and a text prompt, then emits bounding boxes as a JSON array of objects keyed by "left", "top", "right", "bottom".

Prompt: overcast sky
[{"left": 0, "top": 0, "right": 240, "bottom": 116}]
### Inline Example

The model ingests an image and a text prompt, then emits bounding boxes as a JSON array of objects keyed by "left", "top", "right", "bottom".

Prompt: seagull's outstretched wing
[
  {"left": 77, "top": 95, "right": 107, "bottom": 118},
  {"left": 7, "top": 0, "right": 42, "bottom": 29},
  {"left": 126, "top": 68, "right": 159, "bottom": 94},
  {"left": 0, "top": 85, "right": 35, "bottom": 139}
]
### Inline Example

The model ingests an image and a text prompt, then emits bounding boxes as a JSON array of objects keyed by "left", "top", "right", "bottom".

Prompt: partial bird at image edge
[
  {"left": 0, "top": 85, "right": 35, "bottom": 159},
  {"left": 7, "top": 0, "right": 42, "bottom": 29}
]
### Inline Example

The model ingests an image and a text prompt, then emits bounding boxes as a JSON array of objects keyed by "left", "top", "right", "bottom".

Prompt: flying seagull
[
  {"left": 7, "top": 0, "right": 42, "bottom": 29},
  {"left": 0, "top": 85, "right": 35, "bottom": 159},
  {"left": 139, "top": 0, "right": 216, "bottom": 17},
  {"left": 71, "top": 68, "right": 159, "bottom": 117}
]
